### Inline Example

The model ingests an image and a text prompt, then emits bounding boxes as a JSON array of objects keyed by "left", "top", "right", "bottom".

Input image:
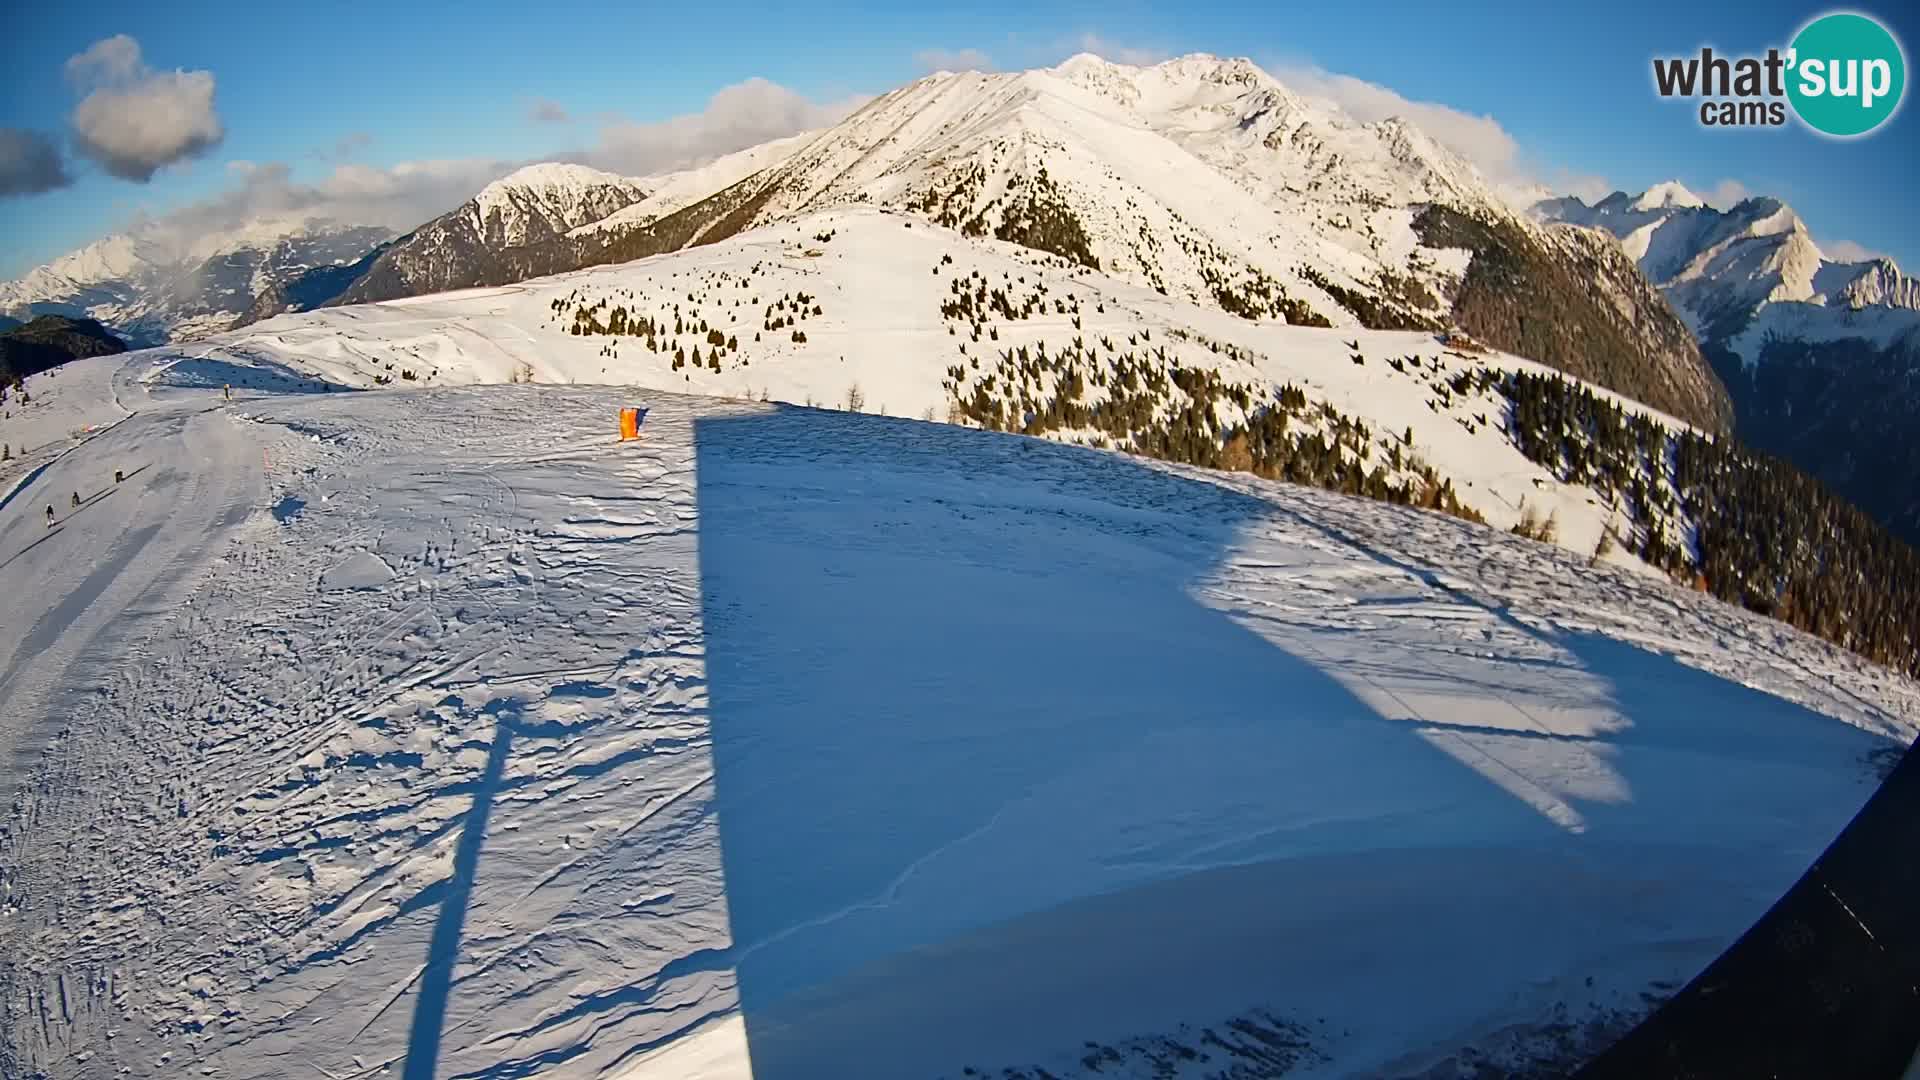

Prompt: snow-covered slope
[
  {"left": 708, "top": 54, "right": 1548, "bottom": 326},
  {"left": 5, "top": 57, "right": 1730, "bottom": 432},
  {"left": 0, "top": 221, "right": 393, "bottom": 347},
  {"left": 1631, "top": 180, "right": 1707, "bottom": 211},
  {"left": 2, "top": 53, "right": 1730, "bottom": 432},
  {"left": 1, "top": 340, "right": 1914, "bottom": 1079},
  {"left": 169, "top": 205, "right": 1703, "bottom": 570},
  {"left": 299, "top": 54, "right": 1726, "bottom": 432},
  {"left": 572, "top": 133, "right": 821, "bottom": 239},
  {"left": 735, "top": 53, "right": 1503, "bottom": 283},
  {"left": 4, "top": 234, "right": 168, "bottom": 302},
  {"left": 666, "top": 54, "right": 1726, "bottom": 433},
  {"left": 468, "top": 163, "right": 650, "bottom": 247}
]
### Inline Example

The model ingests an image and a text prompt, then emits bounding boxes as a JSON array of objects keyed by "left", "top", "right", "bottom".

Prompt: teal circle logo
[{"left": 1787, "top": 12, "right": 1906, "bottom": 136}]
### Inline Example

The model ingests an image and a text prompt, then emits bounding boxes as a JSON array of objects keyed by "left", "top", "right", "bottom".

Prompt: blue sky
[{"left": 2, "top": 0, "right": 1915, "bottom": 277}]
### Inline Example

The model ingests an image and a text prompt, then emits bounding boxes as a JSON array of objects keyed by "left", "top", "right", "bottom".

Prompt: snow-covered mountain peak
[
  {"left": 1826, "top": 255, "right": 1920, "bottom": 311},
  {"left": 45, "top": 232, "right": 167, "bottom": 284},
  {"left": 1536, "top": 183, "right": 1920, "bottom": 361},
  {"left": 470, "top": 163, "right": 647, "bottom": 237},
  {"left": 1143, "top": 52, "right": 1267, "bottom": 86},
  {"left": 1, "top": 219, "right": 393, "bottom": 346},
  {"left": 1028, "top": 53, "right": 1142, "bottom": 111},
  {"left": 1052, "top": 51, "right": 1119, "bottom": 77},
  {"left": 0, "top": 233, "right": 174, "bottom": 318},
  {"left": 474, "top": 162, "right": 639, "bottom": 205},
  {"left": 1535, "top": 180, "right": 1920, "bottom": 544},
  {"left": 1631, "top": 181, "right": 1706, "bottom": 211},
  {"left": 1727, "top": 195, "right": 1804, "bottom": 238},
  {"left": 743, "top": 48, "right": 1517, "bottom": 265},
  {"left": 1034, "top": 52, "right": 1297, "bottom": 123},
  {"left": 463, "top": 162, "right": 649, "bottom": 249},
  {"left": 314, "top": 48, "right": 1722, "bottom": 427}
]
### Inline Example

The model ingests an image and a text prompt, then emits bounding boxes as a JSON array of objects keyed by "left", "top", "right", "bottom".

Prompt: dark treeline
[
  {"left": 944, "top": 334, "right": 1481, "bottom": 523},
  {"left": 1498, "top": 368, "right": 1920, "bottom": 677},
  {"left": 0, "top": 315, "right": 127, "bottom": 384},
  {"left": 1410, "top": 205, "right": 1734, "bottom": 435},
  {"left": 1709, "top": 334, "right": 1920, "bottom": 548}
]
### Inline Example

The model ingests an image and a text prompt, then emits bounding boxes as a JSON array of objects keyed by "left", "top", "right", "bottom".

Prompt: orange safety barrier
[{"left": 618, "top": 407, "right": 641, "bottom": 441}]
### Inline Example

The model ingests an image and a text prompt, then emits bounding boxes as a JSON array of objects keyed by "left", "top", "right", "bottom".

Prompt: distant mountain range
[
  {"left": 0, "top": 220, "right": 391, "bottom": 346},
  {"left": 596, "top": 54, "right": 1728, "bottom": 430},
  {"left": 1538, "top": 183, "right": 1920, "bottom": 542},
  {"left": 6, "top": 55, "right": 1918, "bottom": 540},
  {"left": 1535, "top": 182, "right": 1920, "bottom": 355},
  {"left": 236, "top": 54, "right": 1729, "bottom": 433}
]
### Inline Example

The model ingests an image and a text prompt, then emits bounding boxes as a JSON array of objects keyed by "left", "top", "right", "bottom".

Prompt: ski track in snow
[{"left": 0, "top": 369, "right": 1915, "bottom": 1079}]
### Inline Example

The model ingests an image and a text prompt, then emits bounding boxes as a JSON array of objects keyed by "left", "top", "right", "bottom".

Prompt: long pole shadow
[
  {"left": 0, "top": 526, "right": 63, "bottom": 574},
  {"left": 0, "top": 465, "right": 154, "bottom": 571},
  {"left": 403, "top": 705, "right": 516, "bottom": 1080},
  {"left": 16, "top": 488, "right": 120, "bottom": 544}
]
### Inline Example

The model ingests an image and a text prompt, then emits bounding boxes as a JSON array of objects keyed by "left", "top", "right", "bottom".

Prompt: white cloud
[
  {"left": 915, "top": 48, "right": 995, "bottom": 74},
  {"left": 103, "top": 79, "right": 860, "bottom": 254},
  {"left": 1703, "top": 178, "right": 1750, "bottom": 209},
  {"left": 1822, "top": 238, "right": 1888, "bottom": 263},
  {"left": 1276, "top": 66, "right": 1513, "bottom": 172},
  {"left": 527, "top": 99, "right": 572, "bottom": 125},
  {"left": 1068, "top": 33, "right": 1170, "bottom": 67},
  {"left": 1551, "top": 172, "right": 1615, "bottom": 204},
  {"left": 580, "top": 77, "right": 866, "bottom": 176},
  {"left": 64, "top": 35, "right": 143, "bottom": 86},
  {"left": 0, "top": 128, "right": 73, "bottom": 196},
  {"left": 1269, "top": 63, "right": 1607, "bottom": 207},
  {"left": 47, "top": 75, "right": 861, "bottom": 270},
  {"left": 65, "top": 35, "right": 224, "bottom": 182},
  {"left": 122, "top": 157, "right": 511, "bottom": 261}
]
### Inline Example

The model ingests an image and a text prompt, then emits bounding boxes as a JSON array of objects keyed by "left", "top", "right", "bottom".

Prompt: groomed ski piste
[{"left": 4, "top": 210, "right": 1919, "bottom": 1079}]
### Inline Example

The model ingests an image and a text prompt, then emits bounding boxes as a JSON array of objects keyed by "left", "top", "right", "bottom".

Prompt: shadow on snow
[
  {"left": 686, "top": 405, "right": 1895, "bottom": 1077},
  {"left": 403, "top": 703, "right": 516, "bottom": 1080},
  {"left": 393, "top": 402, "right": 1900, "bottom": 1079}
]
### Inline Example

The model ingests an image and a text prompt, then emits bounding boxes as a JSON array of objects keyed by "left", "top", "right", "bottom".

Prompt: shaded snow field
[{"left": 0, "top": 361, "right": 1914, "bottom": 1079}]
